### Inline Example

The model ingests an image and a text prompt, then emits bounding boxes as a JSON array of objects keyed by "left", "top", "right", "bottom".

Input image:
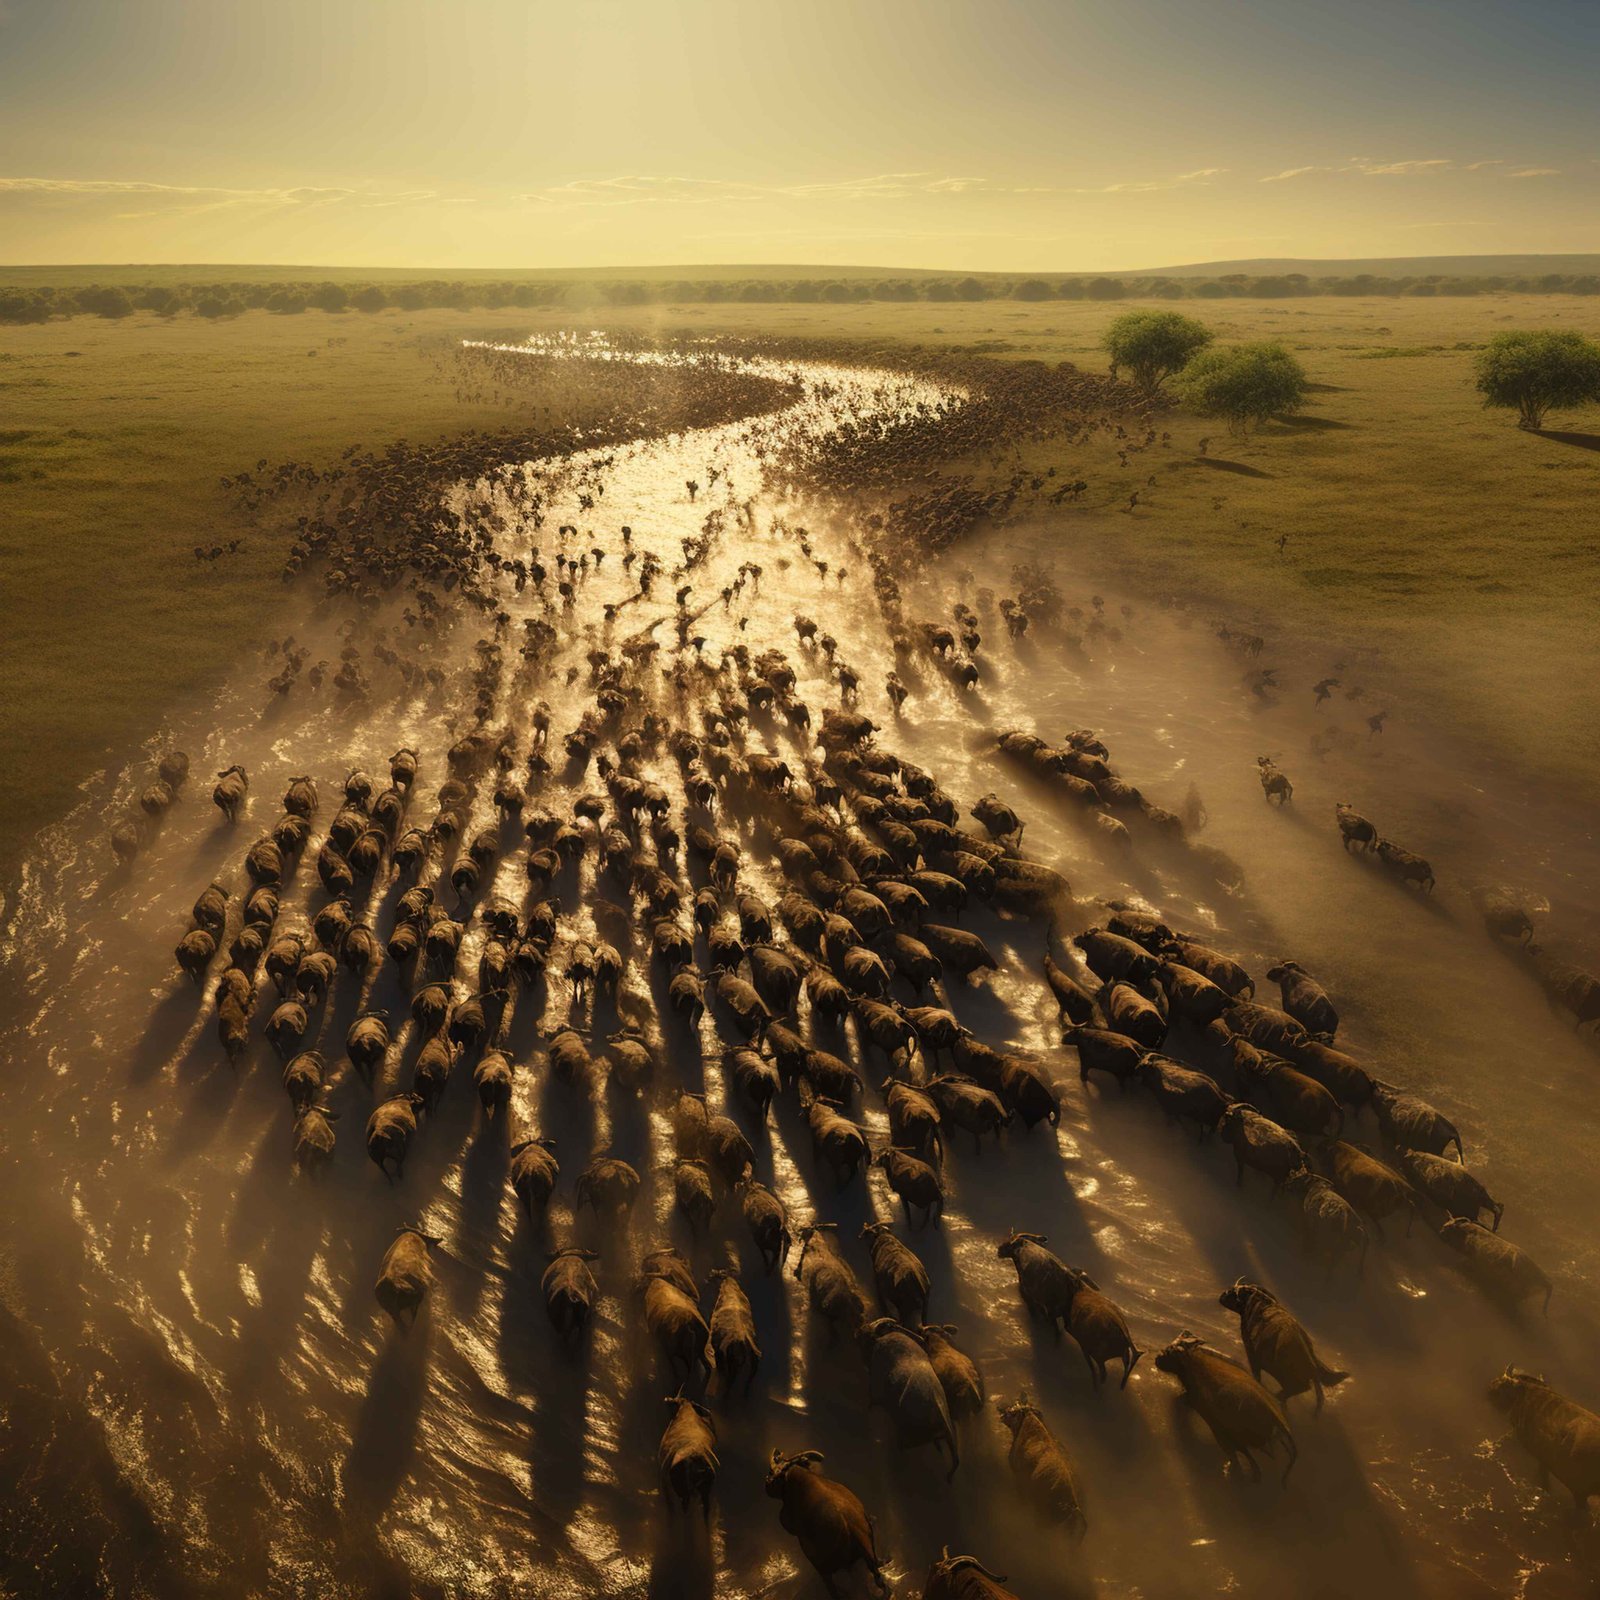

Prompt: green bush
[
  {"left": 1174, "top": 341, "right": 1310, "bottom": 433},
  {"left": 1102, "top": 310, "right": 1213, "bottom": 391},
  {"left": 1474, "top": 329, "right": 1600, "bottom": 429}
]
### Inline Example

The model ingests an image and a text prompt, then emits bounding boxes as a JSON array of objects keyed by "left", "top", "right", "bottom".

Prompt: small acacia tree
[
  {"left": 1474, "top": 329, "right": 1600, "bottom": 430},
  {"left": 1103, "top": 310, "right": 1213, "bottom": 391},
  {"left": 1174, "top": 341, "right": 1309, "bottom": 434}
]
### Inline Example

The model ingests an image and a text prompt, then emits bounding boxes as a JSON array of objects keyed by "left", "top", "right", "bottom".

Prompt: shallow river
[{"left": 2, "top": 339, "right": 1598, "bottom": 1600}]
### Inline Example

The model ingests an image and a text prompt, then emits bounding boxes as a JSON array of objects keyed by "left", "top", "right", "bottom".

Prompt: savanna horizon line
[{"left": 7, "top": 252, "right": 1600, "bottom": 282}]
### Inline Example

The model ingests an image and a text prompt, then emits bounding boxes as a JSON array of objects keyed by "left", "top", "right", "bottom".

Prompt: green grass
[
  {"left": 0, "top": 306, "right": 692, "bottom": 882},
  {"left": 4, "top": 293, "right": 1599, "bottom": 889}
]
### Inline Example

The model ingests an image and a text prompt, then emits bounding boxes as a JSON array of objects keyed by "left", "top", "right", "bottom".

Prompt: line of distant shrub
[{"left": 9, "top": 269, "right": 1600, "bottom": 324}]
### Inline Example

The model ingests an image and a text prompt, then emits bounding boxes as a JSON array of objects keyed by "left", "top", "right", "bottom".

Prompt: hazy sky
[{"left": 2, "top": 0, "right": 1597, "bottom": 269}]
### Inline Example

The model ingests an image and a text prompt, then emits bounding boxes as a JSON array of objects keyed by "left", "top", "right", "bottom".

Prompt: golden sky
[{"left": 2, "top": 0, "right": 1596, "bottom": 269}]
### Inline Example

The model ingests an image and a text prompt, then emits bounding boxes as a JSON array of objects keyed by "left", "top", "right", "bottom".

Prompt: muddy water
[{"left": 1, "top": 338, "right": 1598, "bottom": 1600}]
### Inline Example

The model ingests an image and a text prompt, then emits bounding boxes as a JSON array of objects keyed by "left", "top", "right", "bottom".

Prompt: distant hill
[
  {"left": 0, "top": 262, "right": 951, "bottom": 289},
  {"left": 5, "top": 255, "right": 1600, "bottom": 289},
  {"left": 1123, "top": 254, "right": 1600, "bottom": 279}
]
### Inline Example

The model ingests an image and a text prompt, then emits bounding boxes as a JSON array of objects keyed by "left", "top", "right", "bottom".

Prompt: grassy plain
[
  {"left": 0, "top": 307, "right": 631, "bottom": 882},
  {"left": 3, "top": 293, "right": 1598, "bottom": 887}
]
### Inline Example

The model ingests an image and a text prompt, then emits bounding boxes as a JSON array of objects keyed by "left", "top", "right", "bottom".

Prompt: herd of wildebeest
[{"left": 95, "top": 350, "right": 1600, "bottom": 1596}]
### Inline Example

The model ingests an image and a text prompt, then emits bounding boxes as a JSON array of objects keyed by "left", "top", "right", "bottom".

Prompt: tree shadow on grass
[
  {"left": 1537, "top": 429, "right": 1600, "bottom": 452},
  {"left": 1192, "top": 457, "right": 1274, "bottom": 479},
  {"left": 1265, "top": 414, "right": 1354, "bottom": 433}
]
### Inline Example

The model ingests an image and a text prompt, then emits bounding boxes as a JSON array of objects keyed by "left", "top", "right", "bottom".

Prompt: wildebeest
[
  {"left": 1135, "top": 1053, "right": 1229, "bottom": 1137},
  {"left": 575, "top": 1153, "right": 642, "bottom": 1223},
  {"left": 923, "top": 1551, "right": 1023, "bottom": 1600},
  {"left": 860, "top": 1221, "right": 931, "bottom": 1324},
  {"left": 1439, "top": 1218, "right": 1551, "bottom": 1313},
  {"left": 926, "top": 1074, "right": 1009, "bottom": 1151},
  {"left": 281, "top": 1048, "right": 325, "bottom": 1114},
  {"left": 872, "top": 1145, "right": 944, "bottom": 1227},
  {"left": 740, "top": 1179, "right": 792, "bottom": 1275},
  {"left": 374, "top": 1225, "right": 441, "bottom": 1331},
  {"left": 918, "top": 923, "right": 997, "bottom": 982},
  {"left": 1154, "top": 1333, "right": 1297, "bottom": 1483},
  {"left": 1266, "top": 960, "right": 1338, "bottom": 1038},
  {"left": 508, "top": 1136, "right": 559, "bottom": 1222},
  {"left": 1283, "top": 1170, "right": 1369, "bottom": 1277},
  {"left": 673, "top": 1158, "right": 717, "bottom": 1235},
  {"left": 264, "top": 999, "right": 309, "bottom": 1062},
  {"left": 1317, "top": 1139, "right": 1417, "bottom": 1237},
  {"left": 1067, "top": 1025, "right": 1145, "bottom": 1089},
  {"left": 996, "top": 1230, "right": 1076, "bottom": 1335},
  {"left": 292, "top": 1104, "right": 338, "bottom": 1174},
  {"left": 473, "top": 1048, "right": 513, "bottom": 1119},
  {"left": 1256, "top": 757, "right": 1292, "bottom": 806},
  {"left": 1374, "top": 838, "right": 1435, "bottom": 893},
  {"left": 1218, "top": 1104, "right": 1305, "bottom": 1194},
  {"left": 541, "top": 1246, "right": 599, "bottom": 1349},
  {"left": 1043, "top": 949, "right": 1098, "bottom": 1025},
  {"left": 175, "top": 927, "right": 217, "bottom": 985},
  {"left": 793, "top": 1223, "right": 870, "bottom": 1341},
  {"left": 1164, "top": 936, "right": 1254, "bottom": 999},
  {"left": 707, "top": 1268, "right": 761, "bottom": 1397},
  {"left": 1232, "top": 1041, "right": 1343, "bottom": 1139},
  {"left": 883, "top": 1080, "right": 943, "bottom": 1162},
  {"left": 1526, "top": 946, "right": 1600, "bottom": 1030},
  {"left": 920, "top": 1324, "right": 985, "bottom": 1422},
  {"left": 1218, "top": 1281, "right": 1348, "bottom": 1412},
  {"left": 658, "top": 1392, "right": 718, "bottom": 1517},
  {"left": 858, "top": 1318, "right": 959, "bottom": 1477},
  {"left": 1487, "top": 1368, "right": 1600, "bottom": 1515},
  {"left": 366, "top": 1093, "right": 425, "bottom": 1182},
  {"left": 1059, "top": 1268, "right": 1141, "bottom": 1389},
  {"left": 1393, "top": 1146, "right": 1502, "bottom": 1229},
  {"left": 639, "top": 1269, "right": 712, "bottom": 1385},
  {"left": 765, "top": 1450, "right": 889, "bottom": 1598},
  {"left": 1334, "top": 802, "right": 1377, "bottom": 852},
  {"left": 1371, "top": 1083, "right": 1463, "bottom": 1160},
  {"left": 212, "top": 763, "right": 249, "bottom": 822},
  {"left": 803, "top": 1092, "right": 871, "bottom": 1188},
  {"left": 997, "top": 1394, "right": 1086, "bottom": 1538},
  {"left": 345, "top": 1010, "right": 390, "bottom": 1087}
]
